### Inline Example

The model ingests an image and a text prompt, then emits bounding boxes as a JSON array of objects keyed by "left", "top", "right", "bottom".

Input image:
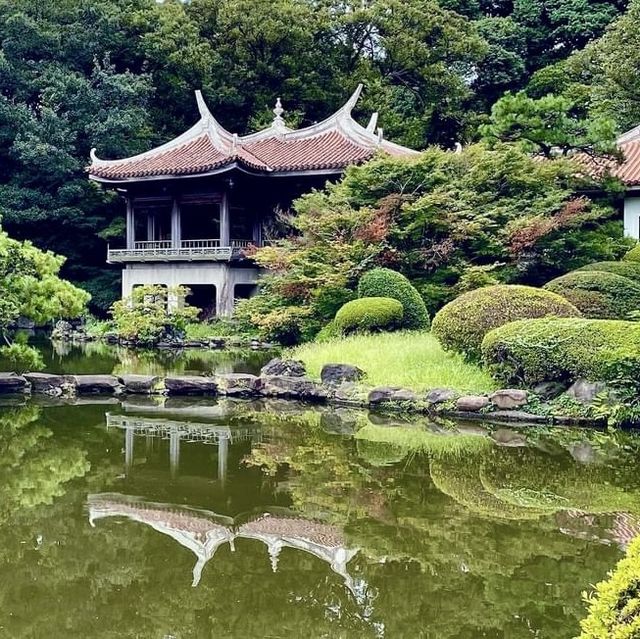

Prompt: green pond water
[{"left": 0, "top": 342, "right": 639, "bottom": 637}]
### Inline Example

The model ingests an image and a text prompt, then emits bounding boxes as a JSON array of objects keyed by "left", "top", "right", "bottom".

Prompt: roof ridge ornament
[
  {"left": 195, "top": 89, "right": 212, "bottom": 121},
  {"left": 366, "top": 112, "right": 379, "bottom": 133},
  {"left": 272, "top": 97, "right": 288, "bottom": 134}
]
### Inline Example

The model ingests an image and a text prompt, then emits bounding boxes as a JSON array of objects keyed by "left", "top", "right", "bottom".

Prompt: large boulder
[
  {"left": 565, "top": 378, "right": 607, "bottom": 404},
  {"left": 214, "top": 373, "right": 260, "bottom": 397},
  {"left": 489, "top": 389, "right": 528, "bottom": 410},
  {"left": 320, "top": 363, "right": 365, "bottom": 386},
  {"left": 257, "top": 376, "right": 328, "bottom": 401},
  {"left": 368, "top": 386, "right": 418, "bottom": 405},
  {"left": 119, "top": 374, "right": 162, "bottom": 394},
  {"left": 455, "top": 395, "right": 489, "bottom": 412},
  {"left": 72, "top": 375, "right": 123, "bottom": 395},
  {"left": 425, "top": 388, "right": 457, "bottom": 405},
  {"left": 164, "top": 376, "right": 218, "bottom": 395},
  {"left": 24, "top": 373, "right": 74, "bottom": 397},
  {"left": 0, "top": 372, "right": 30, "bottom": 394},
  {"left": 260, "top": 358, "right": 306, "bottom": 377}
]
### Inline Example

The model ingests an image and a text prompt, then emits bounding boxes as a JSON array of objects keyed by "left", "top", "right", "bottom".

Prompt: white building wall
[
  {"left": 122, "top": 262, "right": 260, "bottom": 317},
  {"left": 624, "top": 195, "right": 640, "bottom": 239}
]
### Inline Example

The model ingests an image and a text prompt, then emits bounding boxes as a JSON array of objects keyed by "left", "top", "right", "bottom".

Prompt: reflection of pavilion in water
[
  {"left": 100, "top": 408, "right": 360, "bottom": 592},
  {"left": 557, "top": 509, "right": 640, "bottom": 550},
  {"left": 106, "top": 410, "right": 260, "bottom": 482},
  {"left": 88, "top": 493, "right": 358, "bottom": 589}
]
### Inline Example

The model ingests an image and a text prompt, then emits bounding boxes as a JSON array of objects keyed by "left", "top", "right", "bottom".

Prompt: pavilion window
[
  {"left": 180, "top": 198, "right": 221, "bottom": 244},
  {"left": 132, "top": 200, "right": 172, "bottom": 245}
]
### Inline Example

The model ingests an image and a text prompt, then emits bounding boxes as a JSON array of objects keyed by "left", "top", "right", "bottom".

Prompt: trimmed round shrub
[
  {"left": 623, "top": 244, "right": 640, "bottom": 262},
  {"left": 543, "top": 271, "right": 640, "bottom": 319},
  {"left": 481, "top": 317, "right": 640, "bottom": 387},
  {"left": 334, "top": 297, "right": 403, "bottom": 334},
  {"left": 357, "top": 268, "right": 430, "bottom": 329},
  {"left": 579, "top": 536, "right": 640, "bottom": 638},
  {"left": 431, "top": 285, "right": 580, "bottom": 360},
  {"left": 577, "top": 261, "right": 640, "bottom": 284}
]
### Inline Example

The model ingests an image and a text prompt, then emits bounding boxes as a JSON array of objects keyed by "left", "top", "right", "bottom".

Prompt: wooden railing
[{"left": 107, "top": 239, "right": 254, "bottom": 263}]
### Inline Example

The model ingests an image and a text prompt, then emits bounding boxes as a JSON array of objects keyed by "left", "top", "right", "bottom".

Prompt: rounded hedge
[
  {"left": 357, "top": 268, "right": 430, "bottom": 329},
  {"left": 334, "top": 297, "right": 403, "bottom": 334},
  {"left": 623, "top": 244, "right": 640, "bottom": 263},
  {"left": 543, "top": 271, "right": 640, "bottom": 319},
  {"left": 481, "top": 317, "right": 640, "bottom": 387},
  {"left": 577, "top": 261, "right": 640, "bottom": 284},
  {"left": 579, "top": 536, "right": 640, "bottom": 638},
  {"left": 431, "top": 284, "right": 581, "bottom": 360}
]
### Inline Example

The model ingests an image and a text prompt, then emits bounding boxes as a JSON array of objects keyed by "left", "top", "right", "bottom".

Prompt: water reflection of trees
[{"left": 0, "top": 402, "right": 637, "bottom": 637}]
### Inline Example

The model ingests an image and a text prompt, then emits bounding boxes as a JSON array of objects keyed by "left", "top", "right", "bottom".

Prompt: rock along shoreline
[{"left": 0, "top": 359, "right": 608, "bottom": 428}]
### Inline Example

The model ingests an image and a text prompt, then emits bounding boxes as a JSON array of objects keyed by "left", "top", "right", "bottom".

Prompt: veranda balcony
[{"left": 107, "top": 239, "right": 254, "bottom": 263}]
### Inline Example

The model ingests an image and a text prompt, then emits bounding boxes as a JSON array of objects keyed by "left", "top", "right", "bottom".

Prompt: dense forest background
[{"left": 0, "top": 0, "right": 638, "bottom": 311}]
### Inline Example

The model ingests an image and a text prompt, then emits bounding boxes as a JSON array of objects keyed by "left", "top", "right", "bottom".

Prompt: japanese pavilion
[{"left": 88, "top": 84, "right": 418, "bottom": 316}]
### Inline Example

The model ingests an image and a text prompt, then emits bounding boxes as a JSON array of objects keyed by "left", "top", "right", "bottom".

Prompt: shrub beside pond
[
  {"left": 431, "top": 285, "right": 580, "bottom": 360},
  {"left": 579, "top": 535, "right": 640, "bottom": 639},
  {"left": 543, "top": 271, "right": 640, "bottom": 319},
  {"left": 357, "top": 268, "right": 430, "bottom": 330},
  {"left": 334, "top": 297, "right": 403, "bottom": 334},
  {"left": 577, "top": 260, "right": 640, "bottom": 284},
  {"left": 482, "top": 317, "right": 640, "bottom": 388},
  {"left": 623, "top": 244, "right": 640, "bottom": 262}
]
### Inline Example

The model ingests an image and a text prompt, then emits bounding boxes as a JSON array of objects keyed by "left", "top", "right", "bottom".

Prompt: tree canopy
[{"left": 0, "top": 0, "right": 633, "bottom": 309}]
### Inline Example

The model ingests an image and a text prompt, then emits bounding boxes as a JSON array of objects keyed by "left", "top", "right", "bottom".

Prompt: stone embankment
[{"left": 0, "top": 359, "right": 604, "bottom": 426}]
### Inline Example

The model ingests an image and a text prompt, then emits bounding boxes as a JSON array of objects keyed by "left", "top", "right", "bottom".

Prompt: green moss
[
  {"left": 334, "top": 297, "right": 403, "bottom": 334},
  {"left": 482, "top": 317, "right": 640, "bottom": 388},
  {"left": 577, "top": 261, "right": 640, "bottom": 284},
  {"left": 358, "top": 268, "right": 430, "bottom": 330},
  {"left": 544, "top": 271, "right": 640, "bottom": 319},
  {"left": 431, "top": 284, "right": 580, "bottom": 360},
  {"left": 623, "top": 244, "right": 640, "bottom": 263},
  {"left": 579, "top": 536, "right": 640, "bottom": 638}
]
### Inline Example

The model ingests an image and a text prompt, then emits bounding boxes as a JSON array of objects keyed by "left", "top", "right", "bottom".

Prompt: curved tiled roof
[{"left": 88, "top": 85, "right": 419, "bottom": 182}]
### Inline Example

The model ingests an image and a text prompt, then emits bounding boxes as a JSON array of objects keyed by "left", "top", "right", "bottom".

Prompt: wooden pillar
[
  {"left": 220, "top": 192, "right": 230, "bottom": 247},
  {"left": 252, "top": 220, "right": 262, "bottom": 247},
  {"left": 171, "top": 198, "right": 181, "bottom": 248},
  {"left": 146, "top": 213, "right": 155, "bottom": 242},
  {"left": 126, "top": 199, "right": 135, "bottom": 249}
]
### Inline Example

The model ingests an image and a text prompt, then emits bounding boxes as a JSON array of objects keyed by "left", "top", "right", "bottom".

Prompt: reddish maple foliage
[{"left": 508, "top": 197, "right": 589, "bottom": 254}]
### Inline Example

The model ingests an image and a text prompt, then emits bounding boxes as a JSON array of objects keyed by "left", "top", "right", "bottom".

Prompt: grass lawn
[{"left": 288, "top": 331, "right": 496, "bottom": 393}]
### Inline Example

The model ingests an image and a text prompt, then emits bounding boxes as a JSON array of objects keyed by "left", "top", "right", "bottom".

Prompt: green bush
[
  {"left": 482, "top": 317, "right": 640, "bottom": 387},
  {"left": 544, "top": 271, "right": 640, "bottom": 319},
  {"left": 110, "top": 285, "right": 199, "bottom": 345},
  {"left": 431, "top": 285, "right": 580, "bottom": 360},
  {"left": 334, "top": 297, "right": 403, "bottom": 334},
  {"left": 623, "top": 244, "right": 640, "bottom": 262},
  {"left": 357, "top": 268, "right": 430, "bottom": 330},
  {"left": 579, "top": 535, "right": 640, "bottom": 638},
  {"left": 0, "top": 343, "right": 44, "bottom": 374},
  {"left": 314, "top": 320, "right": 342, "bottom": 342},
  {"left": 577, "top": 261, "right": 640, "bottom": 284}
]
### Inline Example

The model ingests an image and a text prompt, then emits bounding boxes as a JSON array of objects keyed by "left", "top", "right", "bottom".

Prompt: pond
[
  {"left": 5, "top": 336, "right": 277, "bottom": 377},
  {"left": 0, "top": 390, "right": 637, "bottom": 638}
]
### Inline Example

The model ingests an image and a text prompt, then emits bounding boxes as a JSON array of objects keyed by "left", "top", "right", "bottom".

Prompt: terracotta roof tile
[{"left": 88, "top": 87, "right": 418, "bottom": 182}]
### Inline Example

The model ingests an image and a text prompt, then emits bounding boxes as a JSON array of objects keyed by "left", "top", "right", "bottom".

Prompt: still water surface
[
  {"left": 0, "top": 341, "right": 638, "bottom": 637},
  {"left": 0, "top": 390, "right": 638, "bottom": 638}
]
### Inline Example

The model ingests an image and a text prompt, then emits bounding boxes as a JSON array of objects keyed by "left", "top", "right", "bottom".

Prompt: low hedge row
[
  {"left": 334, "top": 297, "right": 403, "bottom": 334},
  {"left": 358, "top": 268, "right": 430, "bottom": 330},
  {"left": 481, "top": 317, "right": 640, "bottom": 387},
  {"left": 431, "top": 285, "right": 581, "bottom": 360},
  {"left": 544, "top": 271, "right": 640, "bottom": 319}
]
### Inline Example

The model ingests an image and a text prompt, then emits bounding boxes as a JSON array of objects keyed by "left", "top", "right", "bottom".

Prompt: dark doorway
[
  {"left": 186, "top": 285, "right": 217, "bottom": 320},
  {"left": 234, "top": 284, "right": 257, "bottom": 305}
]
